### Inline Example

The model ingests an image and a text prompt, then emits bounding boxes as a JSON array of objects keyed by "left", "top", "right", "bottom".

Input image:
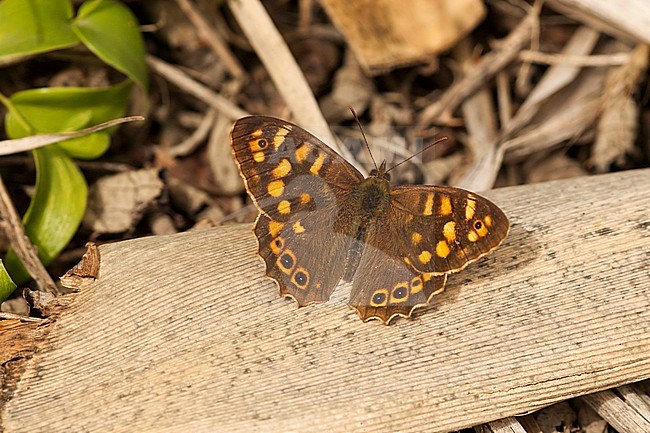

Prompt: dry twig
[{"left": 0, "top": 177, "right": 57, "bottom": 294}]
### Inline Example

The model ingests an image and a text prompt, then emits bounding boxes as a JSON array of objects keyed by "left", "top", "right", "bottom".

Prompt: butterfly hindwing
[
  {"left": 348, "top": 242, "right": 447, "bottom": 323},
  {"left": 256, "top": 213, "right": 353, "bottom": 306}
]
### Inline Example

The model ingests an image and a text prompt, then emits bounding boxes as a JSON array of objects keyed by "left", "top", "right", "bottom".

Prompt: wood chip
[
  {"left": 582, "top": 390, "right": 650, "bottom": 433},
  {"left": 60, "top": 242, "right": 100, "bottom": 291},
  {"left": 546, "top": 0, "right": 650, "bottom": 44}
]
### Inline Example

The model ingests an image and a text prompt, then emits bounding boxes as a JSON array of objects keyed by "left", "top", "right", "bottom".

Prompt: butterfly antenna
[
  {"left": 385, "top": 136, "right": 448, "bottom": 174},
  {"left": 349, "top": 106, "right": 378, "bottom": 171}
]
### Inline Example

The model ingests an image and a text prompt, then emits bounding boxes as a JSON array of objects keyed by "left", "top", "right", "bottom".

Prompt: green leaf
[
  {"left": 4, "top": 146, "right": 87, "bottom": 284},
  {"left": 5, "top": 81, "right": 132, "bottom": 159},
  {"left": 0, "top": 259, "right": 18, "bottom": 303},
  {"left": 72, "top": 0, "right": 148, "bottom": 90},
  {"left": 0, "top": 0, "right": 79, "bottom": 62}
]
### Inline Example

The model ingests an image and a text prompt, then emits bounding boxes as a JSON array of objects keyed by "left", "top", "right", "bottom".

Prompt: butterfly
[{"left": 231, "top": 116, "right": 509, "bottom": 324}]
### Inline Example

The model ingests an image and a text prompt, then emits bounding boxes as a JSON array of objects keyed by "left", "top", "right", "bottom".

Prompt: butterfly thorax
[
  {"left": 356, "top": 175, "right": 390, "bottom": 218},
  {"left": 354, "top": 163, "right": 390, "bottom": 231}
]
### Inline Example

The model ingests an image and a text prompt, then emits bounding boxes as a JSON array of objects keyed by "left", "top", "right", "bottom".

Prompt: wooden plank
[
  {"left": 2, "top": 169, "right": 649, "bottom": 433},
  {"left": 582, "top": 390, "right": 650, "bottom": 433}
]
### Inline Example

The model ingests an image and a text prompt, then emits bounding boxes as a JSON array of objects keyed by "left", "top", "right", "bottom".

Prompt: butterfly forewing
[
  {"left": 387, "top": 185, "right": 509, "bottom": 274},
  {"left": 231, "top": 116, "right": 364, "bottom": 222}
]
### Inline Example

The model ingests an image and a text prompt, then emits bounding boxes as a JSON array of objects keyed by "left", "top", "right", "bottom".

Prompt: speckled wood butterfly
[{"left": 231, "top": 116, "right": 509, "bottom": 324}]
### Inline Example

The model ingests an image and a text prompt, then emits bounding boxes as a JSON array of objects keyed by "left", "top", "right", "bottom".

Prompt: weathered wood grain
[
  {"left": 2, "top": 169, "right": 649, "bottom": 433},
  {"left": 582, "top": 390, "right": 650, "bottom": 433}
]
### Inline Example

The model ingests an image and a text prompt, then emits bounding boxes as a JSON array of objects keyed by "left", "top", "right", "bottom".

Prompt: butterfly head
[{"left": 369, "top": 160, "right": 390, "bottom": 181}]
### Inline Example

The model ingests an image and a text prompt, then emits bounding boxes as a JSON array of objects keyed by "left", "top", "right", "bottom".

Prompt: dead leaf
[
  {"left": 576, "top": 400, "right": 608, "bottom": 433},
  {"left": 590, "top": 44, "right": 649, "bottom": 171},
  {"left": 321, "top": 50, "right": 375, "bottom": 122},
  {"left": 83, "top": 169, "right": 164, "bottom": 233},
  {"left": 167, "top": 177, "right": 212, "bottom": 216},
  {"left": 207, "top": 113, "right": 244, "bottom": 195},
  {"left": 524, "top": 152, "right": 587, "bottom": 184},
  {"left": 319, "top": 0, "right": 485, "bottom": 73},
  {"left": 535, "top": 401, "right": 577, "bottom": 433}
]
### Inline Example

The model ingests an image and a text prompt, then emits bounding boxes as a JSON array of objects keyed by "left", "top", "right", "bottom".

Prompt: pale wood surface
[{"left": 2, "top": 169, "right": 650, "bottom": 433}]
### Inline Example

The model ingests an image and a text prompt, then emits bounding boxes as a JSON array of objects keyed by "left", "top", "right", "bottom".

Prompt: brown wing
[
  {"left": 348, "top": 242, "right": 447, "bottom": 323},
  {"left": 256, "top": 212, "right": 354, "bottom": 306},
  {"left": 376, "top": 185, "right": 509, "bottom": 274},
  {"left": 231, "top": 116, "right": 364, "bottom": 305},
  {"left": 231, "top": 116, "right": 364, "bottom": 222}
]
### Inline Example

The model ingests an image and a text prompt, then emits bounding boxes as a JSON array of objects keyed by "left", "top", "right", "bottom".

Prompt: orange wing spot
[
  {"left": 403, "top": 257, "right": 412, "bottom": 266},
  {"left": 276, "top": 249, "right": 297, "bottom": 274},
  {"left": 370, "top": 288, "right": 389, "bottom": 307},
  {"left": 468, "top": 230, "right": 479, "bottom": 242},
  {"left": 253, "top": 151, "right": 265, "bottom": 163},
  {"left": 410, "top": 276, "right": 423, "bottom": 294},
  {"left": 418, "top": 250, "right": 432, "bottom": 264},
  {"left": 268, "top": 221, "right": 285, "bottom": 238},
  {"left": 277, "top": 200, "right": 291, "bottom": 215},
  {"left": 406, "top": 214, "right": 414, "bottom": 222},
  {"left": 251, "top": 129, "right": 263, "bottom": 137},
  {"left": 436, "top": 240, "right": 450, "bottom": 258},
  {"left": 440, "top": 196, "right": 452, "bottom": 216},
  {"left": 475, "top": 220, "right": 489, "bottom": 237},
  {"left": 293, "top": 221, "right": 305, "bottom": 234},
  {"left": 390, "top": 283, "right": 410, "bottom": 303},
  {"left": 295, "top": 144, "right": 311, "bottom": 162},
  {"left": 465, "top": 198, "right": 476, "bottom": 220},
  {"left": 484, "top": 215, "right": 493, "bottom": 227},
  {"left": 249, "top": 138, "right": 269, "bottom": 152},
  {"left": 422, "top": 273, "right": 432, "bottom": 282},
  {"left": 267, "top": 179, "right": 284, "bottom": 197},
  {"left": 443, "top": 221, "right": 456, "bottom": 242},
  {"left": 423, "top": 193, "right": 434, "bottom": 215},
  {"left": 291, "top": 267, "right": 310, "bottom": 289},
  {"left": 411, "top": 232, "right": 423, "bottom": 245},
  {"left": 273, "top": 128, "right": 290, "bottom": 149},
  {"left": 272, "top": 159, "right": 292, "bottom": 178},
  {"left": 310, "top": 153, "right": 326, "bottom": 175},
  {"left": 300, "top": 193, "right": 312, "bottom": 204},
  {"left": 269, "top": 236, "right": 285, "bottom": 254}
]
